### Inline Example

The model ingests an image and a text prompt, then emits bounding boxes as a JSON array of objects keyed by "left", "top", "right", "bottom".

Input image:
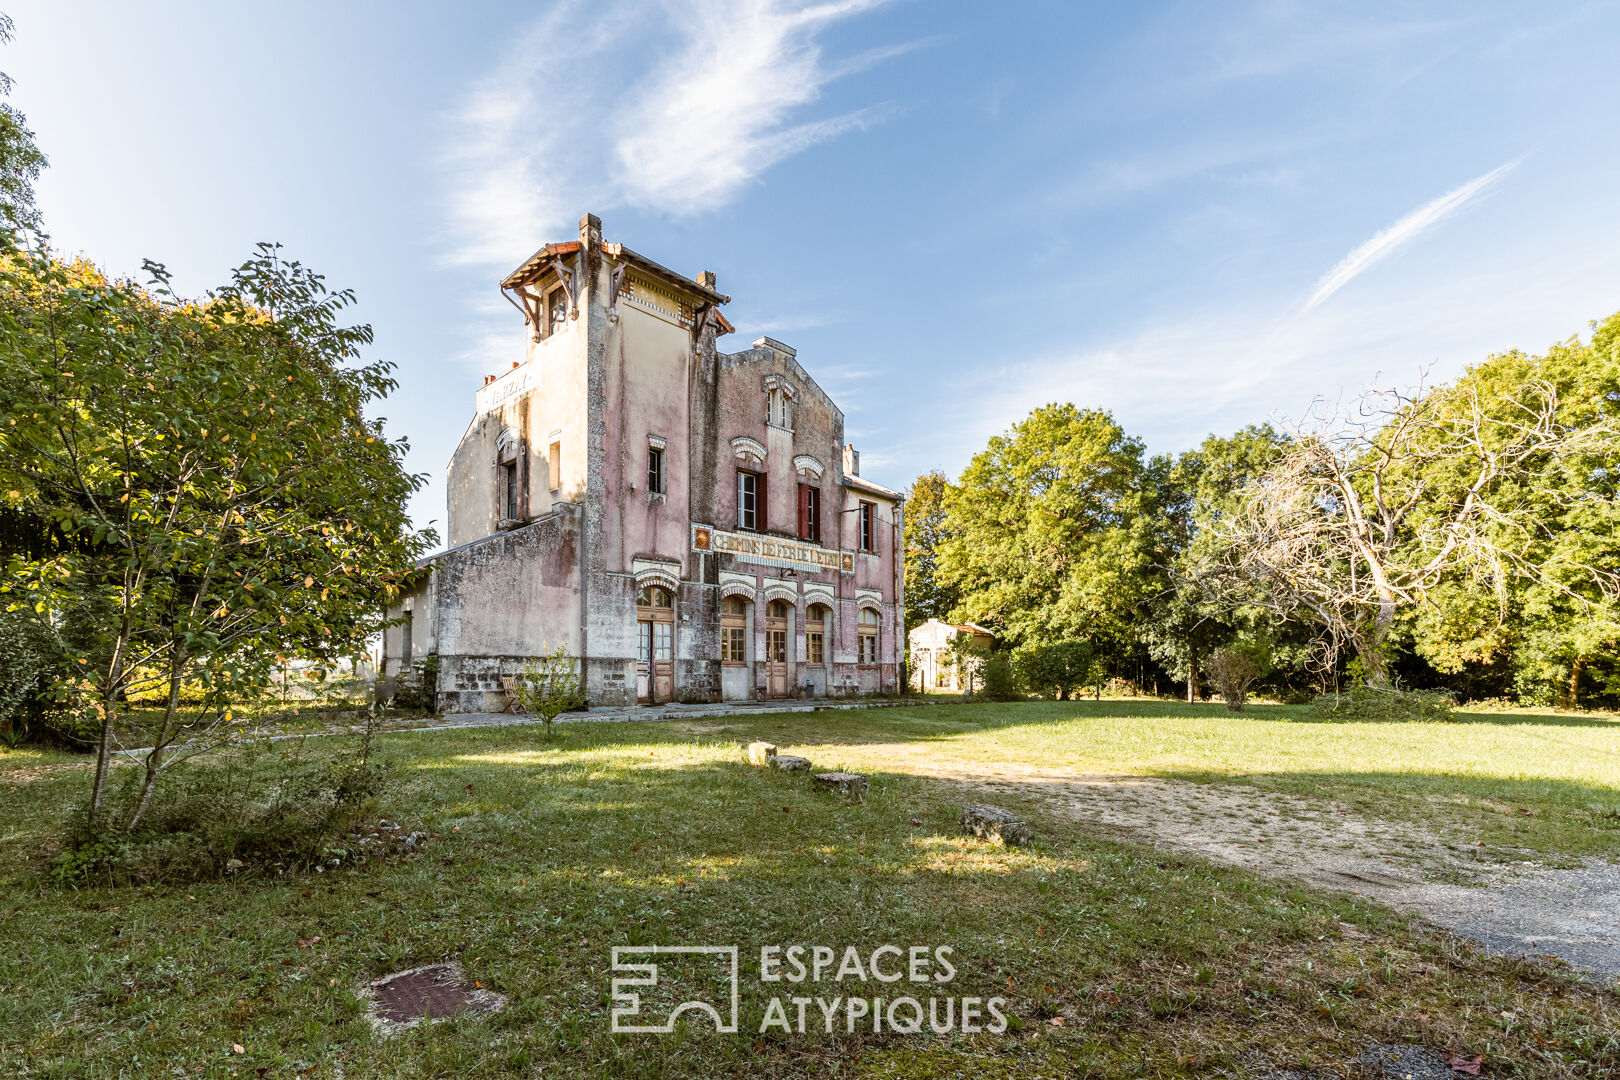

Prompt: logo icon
[{"left": 610, "top": 946, "right": 739, "bottom": 1034}]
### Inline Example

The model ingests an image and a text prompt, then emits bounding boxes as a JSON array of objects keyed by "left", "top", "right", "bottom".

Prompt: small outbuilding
[{"left": 908, "top": 619, "right": 995, "bottom": 693}]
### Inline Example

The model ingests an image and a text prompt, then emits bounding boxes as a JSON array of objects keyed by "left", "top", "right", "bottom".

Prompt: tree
[
  {"left": 1140, "top": 426, "right": 1290, "bottom": 701},
  {"left": 938, "top": 404, "right": 1153, "bottom": 649},
  {"left": 0, "top": 246, "right": 434, "bottom": 830},
  {"left": 1407, "top": 315, "right": 1620, "bottom": 706},
  {"left": 514, "top": 644, "right": 585, "bottom": 738},
  {"left": 902, "top": 469, "right": 957, "bottom": 630},
  {"left": 1203, "top": 372, "right": 1620, "bottom": 688},
  {"left": 0, "top": 14, "right": 46, "bottom": 235}
]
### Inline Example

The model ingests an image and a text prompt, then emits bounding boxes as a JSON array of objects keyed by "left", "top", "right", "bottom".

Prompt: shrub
[
  {"left": 1013, "top": 639, "right": 1098, "bottom": 701},
  {"left": 50, "top": 722, "right": 391, "bottom": 885},
  {"left": 514, "top": 645, "right": 586, "bottom": 737},
  {"left": 0, "top": 610, "right": 54, "bottom": 746},
  {"left": 971, "top": 652, "right": 1022, "bottom": 702},
  {"left": 1205, "top": 647, "right": 1267, "bottom": 711},
  {"left": 1311, "top": 685, "right": 1458, "bottom": 723},
  {"left": 391, "top": 656, "right": 439, "bottom": 712}
]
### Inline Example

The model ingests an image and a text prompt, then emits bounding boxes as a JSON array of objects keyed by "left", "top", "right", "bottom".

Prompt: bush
[
  {"left": 1311, "top": 685, "right": 1458, "bottom": 723},
  {"left": 1013, "top": 639, "right": 1098, "bottom": 701},
  {"left": 0, "top": 610, "right": 54, "bottom": 746},
  {"left": 1205, "top": 647, "right": 1266, "bottom": 711},
  {"left": 391, "top": 655, "right": 439, "bottom": 712},
  {"left": 50, "top": 723, "right": 392, "bottom": 885},
  {"left": 971, "top": 652, "right": 1022, "bottom": 702}
]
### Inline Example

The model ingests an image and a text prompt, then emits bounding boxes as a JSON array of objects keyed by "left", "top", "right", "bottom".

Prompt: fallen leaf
[
  {"left": 1444, "top": 1053, "right": 1484, "bottom": 1075},
  {"left": 1047, "top": 1016, "right": 1064, "bottom": 1027},
  {"left": 910, "top": 817, "right": 923, "bottom": 825},
  {"left": 296, "top": 936, "right": 322, "bottom": 948},
  {"left": 232, "top": 1043, "right": 245, "bottom": 1054}
]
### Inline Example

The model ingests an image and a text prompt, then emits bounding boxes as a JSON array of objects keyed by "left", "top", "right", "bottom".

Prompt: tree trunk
[
  {"left": 1568, "top": 657, "right": 1585, "bottom": 709},
  {"left": 1187, "top": 649, "right": 1197, "bottom": 703},
  {"left": 126, "top": 647, "right": 188, "bottom": 832}
]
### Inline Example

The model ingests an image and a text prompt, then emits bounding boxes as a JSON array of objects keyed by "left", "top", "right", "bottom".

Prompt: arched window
[
  {"left": 721, "top": 596, "right": 749, "bottom": 664},
  {"left": 858, "top": 607, "right": 880, "bottom": 665},
  {"left": 806, "top": 603, "right": 829, "bottom": 665},
  {"left": 639, "top": 585, "right": 673, "bottom": 608}
]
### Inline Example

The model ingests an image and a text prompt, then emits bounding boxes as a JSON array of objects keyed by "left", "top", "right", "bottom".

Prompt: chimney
[
  {"left": 842, "top": 444, "right": 860, "bottom": 477},
  {"left": 697, "top": 270, "right": 717, "bottom": 291},
  {"left": 579, "top": 212, "right": 601, "bottom": 250}
]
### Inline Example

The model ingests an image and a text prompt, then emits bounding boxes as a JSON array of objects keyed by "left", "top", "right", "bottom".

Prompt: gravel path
[{"left": 850, "top": 749, "right": 1620, "bottom": 979}]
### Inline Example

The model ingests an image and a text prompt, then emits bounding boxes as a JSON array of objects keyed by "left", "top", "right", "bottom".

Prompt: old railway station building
[{"left": 383, "top": 215, "right": 905, "bottom": 712}]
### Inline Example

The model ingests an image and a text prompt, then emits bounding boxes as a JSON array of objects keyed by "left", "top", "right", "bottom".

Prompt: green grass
[
  {"left": 3, "top": 704, "right": 1619, "bottom": 1078},
  {"left": 715, "top": 699, "right": 1620, "bottom": 860}
]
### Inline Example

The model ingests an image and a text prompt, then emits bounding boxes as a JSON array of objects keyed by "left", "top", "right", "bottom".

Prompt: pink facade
[{"left": 381, "top": 215, "right": 905, "bottom": 711}]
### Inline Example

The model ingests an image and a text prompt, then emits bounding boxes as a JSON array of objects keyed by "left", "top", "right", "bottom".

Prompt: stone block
[
  {"left": 961, "top": 804, "right": 1032, "bottom": 846},
  {"left": 745, "top": 741, "right": 778, "bottom": 765},
  {"left": 813, "top": 772, "right": 869, "bottom": 796},
  {"left": 770, "top": 754, "right": 811, "bottom": 772}
]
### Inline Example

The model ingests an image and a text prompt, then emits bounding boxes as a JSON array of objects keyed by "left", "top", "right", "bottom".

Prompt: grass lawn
[{"left": 3, "top": 701, "right": 1619, "bottom": 1078}]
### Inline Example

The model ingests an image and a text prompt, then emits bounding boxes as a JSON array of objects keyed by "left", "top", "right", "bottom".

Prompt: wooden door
[
  {"left": 637, "top": 585, "right": 675, "bottom": 703},
  {"left": 765, "top": 599, "right": 789, "bottom": 698}
]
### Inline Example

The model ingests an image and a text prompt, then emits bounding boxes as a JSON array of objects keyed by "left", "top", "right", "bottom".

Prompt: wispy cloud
[
  {"left": 1302, "top": 158, "right": 1521, "bottom": 312},
  {"left": 441, "top": 0, "right": 905, "bottom": 269}
]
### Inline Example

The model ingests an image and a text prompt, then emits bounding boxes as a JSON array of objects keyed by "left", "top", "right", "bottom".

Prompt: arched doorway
[
  {"left": 637, "top": 584, "right": 674, "bottom": 703},
  {"left": 806, "top": 603, "right": 830, "bottom": 696},
  {"left": 765, "top": 598, "right": 791, "bottom": 698}
]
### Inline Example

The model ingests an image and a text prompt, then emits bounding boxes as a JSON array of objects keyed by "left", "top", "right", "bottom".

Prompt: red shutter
[{"left": 797, "top": 483, "right": 809, "bottom": 539}]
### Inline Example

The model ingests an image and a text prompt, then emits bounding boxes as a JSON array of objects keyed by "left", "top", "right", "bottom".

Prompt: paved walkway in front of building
[{"left": 411, "top": 696, "right": 932, "bottom": 733}]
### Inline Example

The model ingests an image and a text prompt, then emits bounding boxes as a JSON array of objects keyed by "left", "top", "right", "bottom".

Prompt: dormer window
[{"left": 545, "top": 286, "right": 568, "bottom": 338}]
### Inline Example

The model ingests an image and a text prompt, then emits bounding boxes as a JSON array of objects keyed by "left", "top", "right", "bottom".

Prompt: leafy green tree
[
  {"left": 902, "top": 469, "right": 958, "bottom": 631},
  {"left": 0, "top": 246, "right": 434, "bottom": 830},
  {"left": 938, "top": 404, "right": 1153, "bottom": 650},
  {"left": 1408, "top": 315, "right": 1620, "bottom": 706},
  {"left": 1140, "top": 426, "right": 1292, "bottom": 700},
  {"left": 0, "top": 14, "right": 46, "bottom": 235}
]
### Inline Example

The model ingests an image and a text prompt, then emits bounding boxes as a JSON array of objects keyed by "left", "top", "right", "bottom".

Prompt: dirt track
[{"left": 866, "top": 748, "right": 1620, "bottom": 979}]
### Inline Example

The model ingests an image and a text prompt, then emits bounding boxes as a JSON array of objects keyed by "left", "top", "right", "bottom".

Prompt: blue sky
[{"left": 9, "top": 1, "right": 1620, "bottom": 541}]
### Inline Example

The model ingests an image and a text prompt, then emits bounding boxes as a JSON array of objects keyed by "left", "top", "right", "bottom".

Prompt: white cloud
[
  {"left": 440, "top": 0, "right": 903, "bottom": 269},
  {"left": 1302, "top": 158, "right": 1521, "bottom": 312}
]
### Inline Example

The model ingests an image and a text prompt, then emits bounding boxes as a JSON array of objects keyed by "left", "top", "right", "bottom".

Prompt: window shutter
[
  {"left": 797, "top": 483, "right": 809, "bottom": 539},
  {"left": 516, "top": 440, "right": 529, "bottom": 518},
  {"left": 757, "top": 470, "right": 767, "bottom": 531}
]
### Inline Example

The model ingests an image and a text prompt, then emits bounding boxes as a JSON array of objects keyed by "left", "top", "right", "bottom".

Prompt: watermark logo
[
  {"left": 609, "top": 944, "right": 1007, "bottom": 1036},
  {"left": 610, "top": 946, "right": 740, "bottom": 1034}
]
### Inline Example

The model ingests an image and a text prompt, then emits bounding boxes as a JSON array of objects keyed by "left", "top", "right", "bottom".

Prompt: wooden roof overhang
[{"left": 499, "top": 238, "right": 732, "bottom": 338}]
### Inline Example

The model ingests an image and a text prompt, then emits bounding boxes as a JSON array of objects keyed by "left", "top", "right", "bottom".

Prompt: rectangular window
[
  {"left": 798, "top": 484, "right": 820, "bottom": 542},
  {"left": 737, "top": 470, "right": 758, "bottom": 531},
  {"left": 501, "top": 461, "right": 519, "bottom": 520},
  {"left": 548, "top": 441, "right": 561, "bottom": 490},
  {"left": 807, "top": 630, "right": 824, "bottom": 665},
  {"left": 859, "top": 501, "right": 875, "bottom": 552},
  {"left": 859, "top": 633, "right": 877, "bottom": 665},
  {"left": 721, "top": 626, "right": 747, "bottom": 663},
  {"left": 647, "top": 446, "right": 665, "bottom": 495}
]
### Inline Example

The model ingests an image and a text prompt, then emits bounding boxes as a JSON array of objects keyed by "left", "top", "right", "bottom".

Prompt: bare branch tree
[{"left": 1200, "top": 378, "right": 1620, "bottom": 687}]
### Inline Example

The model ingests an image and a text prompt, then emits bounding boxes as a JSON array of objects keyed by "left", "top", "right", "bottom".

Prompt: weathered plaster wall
[{"left": 430, "top": 506, "right": 583, "bottom": 712}]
